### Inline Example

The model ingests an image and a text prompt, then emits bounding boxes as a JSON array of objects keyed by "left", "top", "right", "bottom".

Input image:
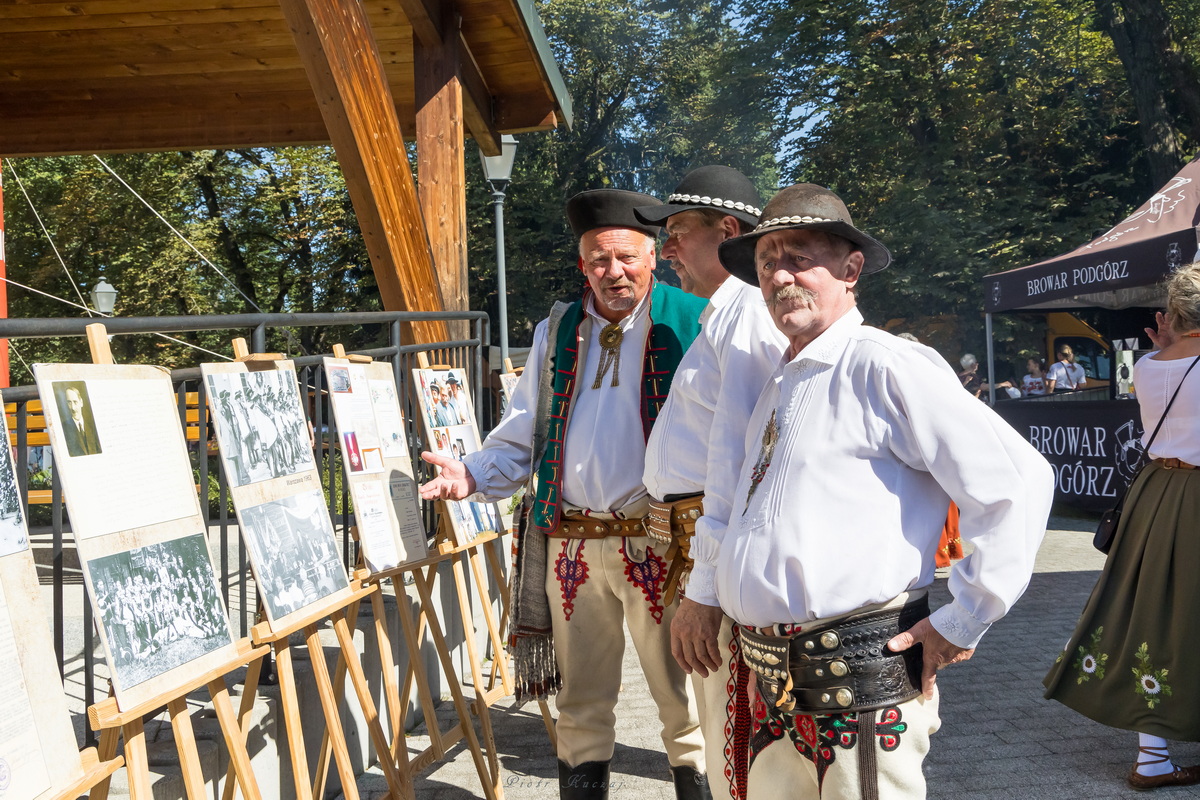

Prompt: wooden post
[
  {"left": 277, "top": 0, "right": 450, "bottom": 345},
  {"left": 415, "top": 6, "right": 468, "bottom": 340},
  {"left": 85, "top": 323, "right": 114, "bottom": 365}
]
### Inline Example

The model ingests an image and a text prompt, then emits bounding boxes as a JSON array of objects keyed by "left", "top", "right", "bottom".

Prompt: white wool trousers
[{"left": 546, "top": 534, "right": 705, "bottom": 770}]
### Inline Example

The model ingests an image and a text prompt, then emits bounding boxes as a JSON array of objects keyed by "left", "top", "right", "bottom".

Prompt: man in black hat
[
  {"left": 673, "top": 183, "right": 1054, "bottom": 799},
  {"left": 634, "top": 166, "right": 787, "bottom": 800},
  {"left": 420, "top": 189, "right": 711, "bottom": 800}
]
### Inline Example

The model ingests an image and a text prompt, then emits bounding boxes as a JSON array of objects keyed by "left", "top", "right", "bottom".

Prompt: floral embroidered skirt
[{"left": 1044, "top": 461, "right": 1200, "bottom": 739}]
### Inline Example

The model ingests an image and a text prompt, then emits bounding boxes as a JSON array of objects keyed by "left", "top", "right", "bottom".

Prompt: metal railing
[{"left": 0, "top": 310, "right": 492, "bottom": 734}]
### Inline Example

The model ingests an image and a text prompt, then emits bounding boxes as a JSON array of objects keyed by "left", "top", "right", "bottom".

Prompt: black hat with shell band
[
  {"left": 566, "top": 189, "right": 663, "bottom": 239},
  {"left": 717, "top": 183, "right": 892, "bottom": 286},
  {"left": 632, "top": 165, "right": 763, "bottom": 228}
]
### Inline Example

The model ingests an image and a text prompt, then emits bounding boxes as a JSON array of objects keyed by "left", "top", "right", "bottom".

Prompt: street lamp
[
  {"left": 90, "top": 276, "right": 118, "bottom": 315},
  {"left": 479, "top": 135, "right": 518, "bottom": 367}
]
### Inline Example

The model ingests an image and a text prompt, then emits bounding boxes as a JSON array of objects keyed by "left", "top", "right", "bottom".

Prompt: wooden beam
[
  {"left": 277, "top": 0, "right": 449, "bottom": 344},
  {"left": 415, "top": 5, "right": 469, "bottom": 336},
  {"left": 458, "top": 28, "right": 501, "bottom": 155},
  {"left": 398, "top": 0, "right": 445, "bottom": 49}
]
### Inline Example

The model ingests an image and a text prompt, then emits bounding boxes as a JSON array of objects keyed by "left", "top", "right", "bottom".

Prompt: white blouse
[{"left": 1135, "top": 352, "right": 1200, "bottom": 465}]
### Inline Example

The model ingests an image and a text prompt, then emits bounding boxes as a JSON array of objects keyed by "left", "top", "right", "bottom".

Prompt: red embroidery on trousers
[
  {"left": 554, "top": 540, "right": 588, "bottom": 621},
  {"left": 621, "top": 541, "right": 667, "bottom": 624}
]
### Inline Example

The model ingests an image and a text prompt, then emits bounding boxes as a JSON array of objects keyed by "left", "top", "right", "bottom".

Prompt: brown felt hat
[{"left": 718, "top": 183, "right": 892, "bottom": 286}]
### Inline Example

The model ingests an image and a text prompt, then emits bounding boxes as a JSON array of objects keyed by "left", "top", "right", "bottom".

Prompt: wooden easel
[
  {"left": 222, "top": 337, "right": 406, "bottom": 800},
  {"left": 48, "top": 747, "right": 124, "bottom": 800},
  {"left": 77, "top": 324, "right": 269, "bottom": 800}
]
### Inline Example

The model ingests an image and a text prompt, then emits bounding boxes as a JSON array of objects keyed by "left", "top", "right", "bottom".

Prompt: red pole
[{"left": 0, "top": 167, "right": 8, "bottom": 388}]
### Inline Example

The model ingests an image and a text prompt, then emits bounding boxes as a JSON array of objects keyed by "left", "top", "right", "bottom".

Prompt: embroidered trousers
[
  {"left": 548, "top": 534, "right": 705, "bottom": 770},
  {"left": 693, "top": 615, "right": 744, "bottom": 800},
  {"left": 744, "top": 684, "right": 940, "bottom": 799}
]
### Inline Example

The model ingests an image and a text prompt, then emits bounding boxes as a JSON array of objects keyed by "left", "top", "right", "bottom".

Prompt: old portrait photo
[
  {"left": 51, "top": 380, "right": 102, "bottom": 457},
  {"left": 239, "top": 490, "right": 349, "bottom": 622},
  {"left": 87, "top": 534, "right": 233, "bottom": 690},
  {"left": 206, "top": 370, "right": 315, "bottom": 487}
]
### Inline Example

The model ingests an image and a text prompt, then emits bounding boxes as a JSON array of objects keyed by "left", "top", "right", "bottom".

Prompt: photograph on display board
[
  {"left": 50, "top": 380, "right": 102, "bottom": 457},
  {"left": 238, "top": 489, "right": 349, "bottom": 622},
  {"left": 415, "top": 368, "right": 474, "bottom": 428},
  {"left": 0, "top": 418, "right": 28, "bottom": 558},
  {"left": 86, "top": 533, "right": 233, "bottom": 690},
  {"left": 34, "top": 365, "right": 204, "bottom": 543},
  {"left": 413, "top": 367, "right": 501, "bottom": 545},
  {"left": 205, "top": 369, "right": 315, "bottom": 487}
]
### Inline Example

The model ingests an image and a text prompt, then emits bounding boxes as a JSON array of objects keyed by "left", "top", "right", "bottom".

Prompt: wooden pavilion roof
[{"left": 0, "top": 0, "right": 573, "bottom": 157}]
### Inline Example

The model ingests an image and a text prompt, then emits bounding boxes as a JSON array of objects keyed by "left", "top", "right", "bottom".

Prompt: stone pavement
[{"left": 350, "top": 516, "right": 1200, "bottom": 799}]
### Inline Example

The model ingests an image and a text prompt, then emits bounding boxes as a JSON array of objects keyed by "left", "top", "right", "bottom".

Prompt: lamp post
[
  {"left": 479, "top": 135, "right": 518, "bottom": 367},
  {"left": 90, "top": 276, "right": 118, "bottom": 315}
]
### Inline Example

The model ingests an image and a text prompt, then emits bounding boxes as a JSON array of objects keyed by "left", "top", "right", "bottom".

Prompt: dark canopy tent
[
  {"left": 983, "top": 157, "right": 1200, "bottom": 315},
  {"left": 977, "top": 158, "right": 1200, "bottom": 509}
]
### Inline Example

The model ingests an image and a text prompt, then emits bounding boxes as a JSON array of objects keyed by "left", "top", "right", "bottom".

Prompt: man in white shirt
[
  {"left": 671, "top": 183, "right": 1055, "bottom": 799},
  {"left": 420, "top": 189, "right": 711, "bottom": 800},
  {"left": 634, "top": 166, "right": 786, "bottom": 800}
]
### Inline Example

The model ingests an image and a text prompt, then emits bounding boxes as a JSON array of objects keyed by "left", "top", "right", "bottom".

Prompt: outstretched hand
[
  {"left": 887, "top": 616, "right": 974, "bottom": 698},
  {"left": 1146, "top": 311, "right": 1178, "bottom": 351},
  {"left": 418, "top": 451, "right": 477, "bottom": 501},
  {"left": 670, "top": 598, "right": 724, "bottom": 677}
]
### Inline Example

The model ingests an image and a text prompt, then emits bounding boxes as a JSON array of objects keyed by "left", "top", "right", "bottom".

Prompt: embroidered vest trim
[{"left": 532, "top": 281, "right": 705, "bottom": 532}]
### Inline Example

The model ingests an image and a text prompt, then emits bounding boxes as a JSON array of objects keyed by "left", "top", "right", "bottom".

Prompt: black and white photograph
[
  {"left": 87, "top": 534, "right": 233, "bottom": 690},
  {"left": 239, "top": 490, "right": 349, "bottom": 621},
  {"left": 206, "top": 369, "right": 315, "bottom": 486},
  {"left": 51, "top": 380, "right": 102, "bottom": 457},
  {"left": 328, "top": 366, "right": 352, "bottom": 393},
  {"left": 0, "top": 421, "right": 28, "bottom": 558}
]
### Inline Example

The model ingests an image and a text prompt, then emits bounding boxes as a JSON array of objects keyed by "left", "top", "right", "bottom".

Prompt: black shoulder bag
[{"left": 1094, "top": 353, "right": 1200, "bottom": 553}]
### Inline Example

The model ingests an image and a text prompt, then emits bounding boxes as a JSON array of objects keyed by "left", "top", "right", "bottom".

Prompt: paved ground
[{"left": 349, "top": 515, "right": 1200, "bottom": 799}]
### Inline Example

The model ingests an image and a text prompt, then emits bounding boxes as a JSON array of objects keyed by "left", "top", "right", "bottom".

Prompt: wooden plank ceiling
[{"left": 0, "top": 0, "right": 567, "bottom": 156}]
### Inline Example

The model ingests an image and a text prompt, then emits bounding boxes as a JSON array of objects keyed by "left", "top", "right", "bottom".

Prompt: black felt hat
[
  {"left": 633, "top": 165, "right": 763, "bottom": 228},
  {"left": 566, "top": 189, "right": 662, "bottom": 238},
  {"left": 718, "top": 183, "right": 892, "bottom": 286}
]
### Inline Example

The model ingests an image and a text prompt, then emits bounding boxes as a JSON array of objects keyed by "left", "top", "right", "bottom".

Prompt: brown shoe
[{"left": 1127, "top": 764, "right": 1200, "bottom": 791}]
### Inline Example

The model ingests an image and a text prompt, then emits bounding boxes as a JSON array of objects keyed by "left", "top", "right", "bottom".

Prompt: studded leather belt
[
  {"left": 737, "top": 595, "right": 928, "bottom": 715},
  {"left": 548, "top": 513, "right": 646, "bottom": 539},
  {"left": 645, "top": 494, "right": 703, "bottom": 604},
  {"left": 1158, "top": 457, "right": 1198, "bottom": 470}
]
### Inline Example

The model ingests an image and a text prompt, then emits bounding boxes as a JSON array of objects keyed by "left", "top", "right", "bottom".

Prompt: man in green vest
[{"left": 420, "top": 189, "right": 711, "bottom": 800}]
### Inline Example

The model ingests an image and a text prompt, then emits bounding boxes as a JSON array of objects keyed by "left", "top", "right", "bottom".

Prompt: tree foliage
[{"left": 4, "top": 0, "right": 1200, "bottom": 377}]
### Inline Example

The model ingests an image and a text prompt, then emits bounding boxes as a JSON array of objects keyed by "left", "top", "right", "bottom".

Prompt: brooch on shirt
[
  {"left": 744, "top": 410, "right": 778, "bottom": 513},
  {"left": 592, "top": 323, "right": 623, "bottom": 389}
]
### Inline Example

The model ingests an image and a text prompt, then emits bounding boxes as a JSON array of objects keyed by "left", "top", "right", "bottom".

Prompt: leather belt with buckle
[
  {"left": 646, "top": 494, "right": 703, "bottom": 604},
  {"left": 548, "top": 514, "right": 646, "bottom": 539},
  {"left": 1158, "top": 457, "right": 1198, "bottom": 470},
  {"left": 737, "top": 596, "right": 928, "bottom": 715}
]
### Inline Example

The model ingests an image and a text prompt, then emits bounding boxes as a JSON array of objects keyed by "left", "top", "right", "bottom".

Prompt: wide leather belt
[
  {"left": 737, "top": 595, "right": 928, "bottom": 715},
  {"left": 549, "top": 514, "right": 646, "bottom": 539},
  {"left": 1158, "top": 457, "right": 1198, "bottom": 470},
  {"left": 646, "top": 494, "right": 703, "bottom": 604}
]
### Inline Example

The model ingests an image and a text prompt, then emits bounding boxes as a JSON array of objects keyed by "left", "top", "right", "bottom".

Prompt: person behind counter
[{"left": 1046, "top": 344, "right": 1087, "bottom": 392}]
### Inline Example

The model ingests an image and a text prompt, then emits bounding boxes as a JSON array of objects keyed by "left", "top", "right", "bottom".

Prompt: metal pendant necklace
[{"left": 592, "top": 323, "right": 623, "bottom": 389}]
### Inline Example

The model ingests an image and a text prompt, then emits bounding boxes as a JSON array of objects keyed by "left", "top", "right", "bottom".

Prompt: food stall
[{"left": 981, "top": 156, "right": 1200, "bottom": 508}]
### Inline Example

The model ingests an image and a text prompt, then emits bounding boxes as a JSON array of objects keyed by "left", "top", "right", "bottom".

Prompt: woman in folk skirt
[{"left": 1044, "top": 261, "right": 1200, "bottom": 791}]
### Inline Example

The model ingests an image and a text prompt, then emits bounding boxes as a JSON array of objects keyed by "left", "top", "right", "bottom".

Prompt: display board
[
  {"left": 0, "top": 406, "right": 86, "bottom": 800},
  {"left": 412, "top": 367, "right": 501, "bottom": 545},
  {"left": 202, "top": 361, "right": 352, "bottom": 627},
  {"left": 322, "top": 358, "right": 427, "bottom": 571},
  {"left": 34, "top": 363, "right": 239, "bottom": 710}
]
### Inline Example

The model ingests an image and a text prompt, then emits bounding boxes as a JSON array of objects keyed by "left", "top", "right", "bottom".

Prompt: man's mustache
[{"left": 767, "top": 285, "right": 816, "bottom": 309}]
